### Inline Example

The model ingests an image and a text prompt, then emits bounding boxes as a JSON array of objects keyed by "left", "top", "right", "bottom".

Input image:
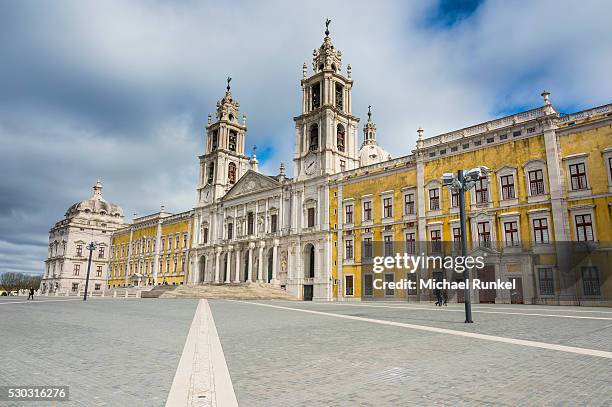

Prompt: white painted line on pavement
[
  {"left": 312, "top": 302, "right": 612, "bottom": 321},
  {"left": 166, "top": 299, "right": 238, "bottom": 407},
  {"left": 407, "top": 303, "right": 612, "bottom": 314},
  {"left": 0, "top": 299, "right": 83, "bottom": 305},
  {"left": 240, "top": 301, "right": 612, "bottom": 360}
]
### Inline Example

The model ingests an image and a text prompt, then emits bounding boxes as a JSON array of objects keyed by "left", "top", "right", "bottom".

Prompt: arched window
[
  {"left": 309, "top": 124, "right": 319, "bottom": 152},
  {"left": 207, "top": 162, "right": 215, "bottom": 184},
  {"left": 228, "top": 162, "right": 237, "bottom": 184},
  {"left": 337, "top": 124, "right": 345, "bottom": 152},
  {"left": 229, "top": 131, "right": 237, "bottom": 152},
  {"left": 211, "top": 130, "right": 218, "bottom": 150}
]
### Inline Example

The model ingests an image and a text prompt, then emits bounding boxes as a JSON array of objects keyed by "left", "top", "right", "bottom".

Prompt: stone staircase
[
  {"left": 158, "top": 283, "right": 298, "bottom": 300},
  {"left": 141, "top": 285, "right": 179, "bottom": 298}
]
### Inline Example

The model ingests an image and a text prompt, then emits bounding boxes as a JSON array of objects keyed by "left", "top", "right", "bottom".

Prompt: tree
[{"left": 0, "top": 272, "right": 42, "bottom": 294}]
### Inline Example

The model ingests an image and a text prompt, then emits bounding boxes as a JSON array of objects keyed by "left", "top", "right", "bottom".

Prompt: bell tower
[
  {"left": 197, "top": 78, "right": 251, "bottom": 206},
  {"left": 294, "top": 20, "right": 360, "bottom": 180}
]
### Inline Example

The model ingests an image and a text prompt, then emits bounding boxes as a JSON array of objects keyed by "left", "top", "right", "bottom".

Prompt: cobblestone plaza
[{"left": 1, "top": 297, "right": 611, "bottom": 406}]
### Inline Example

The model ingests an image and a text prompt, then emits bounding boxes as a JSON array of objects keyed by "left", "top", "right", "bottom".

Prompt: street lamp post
[
  {"left": 83, "top": 241, "right": 97, "bottom": 301},
  {"left": 442, "top": 166, "right": 489, "bottom": 323},
  {"left": 457, "top": 170, "right": 473, "bottom": 323}
]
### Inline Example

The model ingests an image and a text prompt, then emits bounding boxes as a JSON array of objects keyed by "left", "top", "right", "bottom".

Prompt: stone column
[
  {"left": 214, "top": 247, "right": 221, "bottom": 283},
  {"left": 225, "top": 246, "right": 233, "bottom": 283},
  {"left": 234, "top": 248, "right": 241, "bottom": 283},
  {"left": 247, "top": 242, "right": 255, "bottom": 282},
  {"left": 257, "top": 241, "right": 265, "bottom": 282},
  {"left": 271, "top": 239, "right": 279, "bottom": 285}
]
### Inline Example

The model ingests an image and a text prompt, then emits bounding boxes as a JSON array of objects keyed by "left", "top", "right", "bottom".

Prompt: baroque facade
[
  {"left": 44, "top": 26, "right": 611, "bottom": 304},
  {"left": 331, "top": 97, "right": 612, "bottom": 305},
  {"left": 41, "top": 181, "right": 124, "bottom": 294}
]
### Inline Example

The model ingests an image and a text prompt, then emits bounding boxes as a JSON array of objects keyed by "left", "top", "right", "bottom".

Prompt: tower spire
[{"left": 362, "top": 105, "right": 377, "bottom": 146}]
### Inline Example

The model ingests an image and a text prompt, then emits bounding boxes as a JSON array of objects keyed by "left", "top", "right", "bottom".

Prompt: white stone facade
[{"left": 41, "top": 181, "right": 124, "bottom": 294}]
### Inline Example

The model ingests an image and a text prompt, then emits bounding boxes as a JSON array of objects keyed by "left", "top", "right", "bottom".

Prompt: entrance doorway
[
  {"left": 244, "top": 253, "right": 249, "bottom": 282},
  {"left": 304, "top": 244, "right": 315, "bottom": 278},
  {"left": 267, "top": 248, "right": 273, "bottom": 283},
  {"left": 478, "top": 266, "right": 496, "bottom": 303},
  {"left": 303, "top": 284, "right": 313, "bottom": 301},
  {"left": 510, "top": 277, "right": 524, "bottom": 304}
]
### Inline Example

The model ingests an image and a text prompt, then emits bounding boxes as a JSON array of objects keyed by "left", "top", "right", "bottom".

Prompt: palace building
[
  {"left": 43, "top": 25, "right": 611, "bottom": 305},
  {"left": 330, "top": 95, "right": 612, "bottom": 305},
  {"left": 42, "top": 181, "right": 124, "bottom": 294}
]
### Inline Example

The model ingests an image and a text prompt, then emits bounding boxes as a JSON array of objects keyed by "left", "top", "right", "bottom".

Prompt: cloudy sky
[{"left": 1, "top": 0, "right": 611, "bottom": 275}]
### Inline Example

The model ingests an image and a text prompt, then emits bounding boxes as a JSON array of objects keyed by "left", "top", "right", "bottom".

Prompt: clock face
[{"left": 304, "top": 154, "right": 318, "bottom": 175}]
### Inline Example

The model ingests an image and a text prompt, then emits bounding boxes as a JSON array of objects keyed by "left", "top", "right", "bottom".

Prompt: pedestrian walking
[
  {"left": 27, "top": 287, "right": 35, "bottom": 300},
  {"left": 434, "top": 288, "right": 442, "bottom": 306},
  {"left": 442, "top": 289, "right": 448, "bottom": 306}
]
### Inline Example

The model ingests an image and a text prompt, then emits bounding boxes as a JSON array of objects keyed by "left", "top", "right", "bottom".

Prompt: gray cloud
[{"left": 1, "top": 0, "right": 611, "bottom": 274}]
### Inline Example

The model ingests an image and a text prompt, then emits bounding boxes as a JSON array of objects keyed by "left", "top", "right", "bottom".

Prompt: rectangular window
[
  {"left": 384, "top": 273, "right": 394, "bottom": 296},
  {"left": 176, "top": 235, "right": 180, "bottom": 248},
  {"left": 270, "top": 214, "right": 278, "bottom": 233},
  {"left": 533, "top": 218, "right": 549, "bottom": 244},
  {"left": 453, "top": 227, "right": 461, "bottom": 251},
  {"left": 340, "top": 159, "right": 346, "bottom": 172},
  {"left": 475, "top": 178, "right": 488, "bottom": 203},
  {"left": 247, "top": 213, "right": 255, "bottom": 235},
  {"left": 405, "top": 232, "right": 415, "bottom": 254},
  {"left": 344, "top": 275, "right": 354, "bottom": 296},
  {"left": 384, "top": 235, "right": 393, "bottom": 257},
  {"left": 451, "top": 190, "right": 459, "bottom": 208},
  {"left": 363, "top": 274, "right": 373, "bottom": 296},
  {"left": 478, "top": 222, "right": 491, "bottom": 247},
  {"left": 95, "top": 283, "right": 101, "bottom": 291},
  {"left": 404, "top": 193, "right": 415, "bottom": 215},
  {"left": 430, "top": 230, "right": 441, "bottom": 253},
  {"left": 311, "top": 82, "right": 321, "bottom": 109},
  {"left": 501, "top": 175, "right": 515, "bottom": 200},
  {"left": 363, "top": 238, "right": 373, "bottom": 259},
  {"left": 575, "top": 214, "right": 594, "bottom": 241},
  {"left": 183, "top": 233, "right": 188, "bottom": 248},
  {"left": 504, "top": 221, "right": 519, "bottom": 246},
  {"left": 335, "top": 83, "right": 344, "bottom": 111},
  {"left": 528, "top": 169, "right": 545, "bottom": 195},
  {"left": 168, "top": 236, "right": 172, "bottom": 251},
  {"left": 307, "top": 208, "right": 315, "bottom": 228},
  {"left": 345, "top": 204, "right": 353, "bottom": 224},
  {"left": 429, "top": 188, "right": 440, "bottom": 210},
  {"left": 383, "top": 197, "right": 393, "bottom": 218},
  {"left": 538, "top": 267, "right": 554, "bottom": 296},
  {"left": 406, "top": 273, "right": 417, "bottom": 295},
  {"left": 345, "top": 239, "right": 353, "bottom": 260},
  {"left": 98, "top": 246, "right": 105, "bottom": 258},
  {"left": 363, "top": 201, "right": 372, "bottom": 221},
  {"left": 73, "top": 264, "right": 80, "bottom": 276},
  {"left": 72, "top": 283, "right": 79, "bottom": 292},
  {"left": 569, "top": 163, "right": 587, "bottom": 190},
  {"left": 582, "top": 267, "right": 601, "bottom": 296},
  {"left": 96, "top": 265, "right": 102, "bottom": 277},
  {"left": 203, "top": 228, "right": 209, "bottom": 244},
  {"left": 76, "top": 245, "right": 83, "bottom": 257},
  {"left": 227, "top": 223, "right": 233, "bottom": 240}
]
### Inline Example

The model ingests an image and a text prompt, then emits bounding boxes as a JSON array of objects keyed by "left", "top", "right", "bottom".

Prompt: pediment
[{"left": 222, "top": 170, "right": 281, "bottom": 200}]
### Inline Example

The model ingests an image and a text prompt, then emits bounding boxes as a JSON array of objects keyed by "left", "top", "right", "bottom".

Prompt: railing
[
  {"left": 558, "top": 103, "right": 612, "bottom": 123},
  {"left": 421, "top": 106, "right": 548, "bottom": 149}
]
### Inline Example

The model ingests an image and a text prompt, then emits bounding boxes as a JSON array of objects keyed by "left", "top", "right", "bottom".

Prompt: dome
[
  {"left": 65, "top": 180, "right": 124, "bottom": 218},
  {"left": 359, "top": 144, "right": 392, "bottom": 167}
]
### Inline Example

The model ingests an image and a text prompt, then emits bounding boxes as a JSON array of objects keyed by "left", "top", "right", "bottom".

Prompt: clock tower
[
  {"left": 197, "top": 79, "right": 252, "bottom": 205},
  {"left": 294, "top": 21, "right": 360, "bottom": 180}
]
